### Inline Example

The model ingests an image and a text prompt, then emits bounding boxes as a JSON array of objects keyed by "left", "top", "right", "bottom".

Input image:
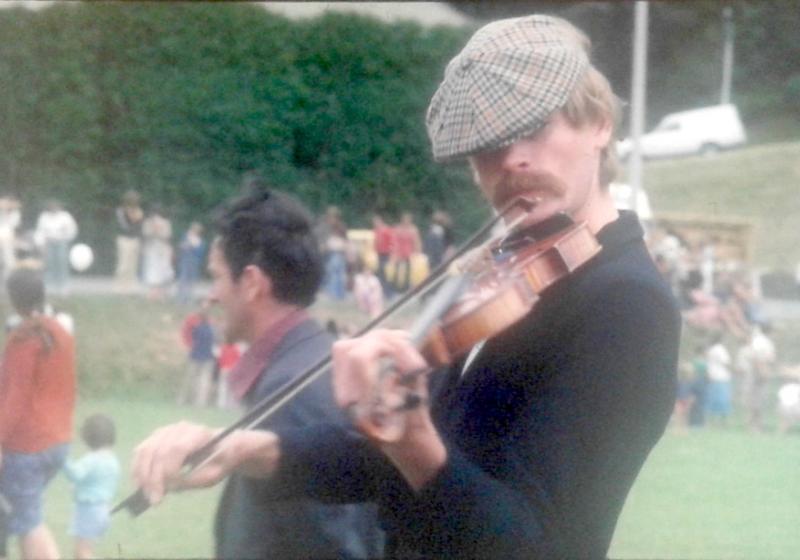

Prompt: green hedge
[
  {"left": 1, "top": 2, "right": 798, "bottom": 273},
  {"left": 0, "top": 3, "right": 481, "bottom": 272}
]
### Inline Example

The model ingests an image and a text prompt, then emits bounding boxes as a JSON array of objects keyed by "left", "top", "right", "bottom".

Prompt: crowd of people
[
  {"left": 0, "top": 190, "right": 209, "bottom": 304},
  {"left": 648, "top": 226, "right": 764, "bottom": 337},
  {"left": 646, "top": 225, "right": 799, "bottom": 434},
  {"left": 315, "top": 205, "right": 455, "bottom": 311},
  {"left": 2, "top": 187, "right": 459, "bottom": 317},
  {"left": 0, "top": 195, "right": 78, "bottom": 297},
  {"left": 113, "top": 190, "right": 209, "bottom": 302}
]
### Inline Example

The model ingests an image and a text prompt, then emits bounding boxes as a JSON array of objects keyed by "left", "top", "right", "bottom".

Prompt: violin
[
  {"left": 354, "top": 212, "right": 600, "bottom": 441},
  {"left": 420, "top": 216, "right": 600, "bottom": 367},
  {"left": 114, "top": 198, "right": 601, "bottom": 515}
]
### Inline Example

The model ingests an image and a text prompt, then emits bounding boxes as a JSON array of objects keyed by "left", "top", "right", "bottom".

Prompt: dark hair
[
  {"left": 7, "top": 268, "right": 45, "bottom": 316},
  {"left": 213, "top": 186, "right": 322, "bottom": 307},
  {"left": 81, "top": 414, "right": 116, "bottom": 449}
]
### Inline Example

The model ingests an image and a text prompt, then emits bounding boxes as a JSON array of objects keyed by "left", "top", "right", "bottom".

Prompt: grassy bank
[{"left": 641, "top": 141, "right": 800, "bottom": 270}]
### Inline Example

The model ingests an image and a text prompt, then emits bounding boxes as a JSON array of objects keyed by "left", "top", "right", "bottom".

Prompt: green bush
[
  {"left": 0, "top": 4, "right": 482, "bottom": 273},
  {"left": 1, "top": 2, "right": 798, "bottom": 273}
]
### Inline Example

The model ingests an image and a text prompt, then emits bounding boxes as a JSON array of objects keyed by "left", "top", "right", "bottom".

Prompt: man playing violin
[{"left": 132, "top": 15, "right": 680, "bottom": 559}]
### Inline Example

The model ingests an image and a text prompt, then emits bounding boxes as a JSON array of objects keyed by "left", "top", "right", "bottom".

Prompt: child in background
[
  {"left": 62, "top": 414, "right": 121, "bottom": 559},
  {"left": 352, "top": 258, "right": 384, "bottom": 319},
  {"left": 706, "top": 335, "right": 733, "bottom": 426},
  {"left": 688, "top": 344, "right": 709, "bottom": 427},
  {"left": 672, "top": 362, "right": 694, "bottom": 433},
  {"left": 178, "top": 299, "right": 216, "bottom": 406}
]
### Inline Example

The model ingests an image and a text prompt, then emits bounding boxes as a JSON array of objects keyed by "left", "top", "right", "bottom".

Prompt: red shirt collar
[{"left": 227, "top": 308, "right": 309, "bottom": 401}]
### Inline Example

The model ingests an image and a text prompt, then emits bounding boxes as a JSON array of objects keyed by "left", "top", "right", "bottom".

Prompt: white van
[{"left": 617, "top": 104, "right": 746, "bottom": 160}]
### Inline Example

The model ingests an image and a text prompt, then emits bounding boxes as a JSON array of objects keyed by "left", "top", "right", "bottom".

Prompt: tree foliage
[
  {"left": 0, "top": 4, "right": 479, "bottom": 270},
  {"left": 0, "top": 2, "right": 796, "bottom": 271},
  {"left": 451, "top": 1, "right": 800, "bottom": 133}
]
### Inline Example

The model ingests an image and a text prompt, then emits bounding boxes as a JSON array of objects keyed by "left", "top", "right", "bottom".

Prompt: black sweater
[{"left": 276, "top": 211, "right": 681, "bottom": 559}]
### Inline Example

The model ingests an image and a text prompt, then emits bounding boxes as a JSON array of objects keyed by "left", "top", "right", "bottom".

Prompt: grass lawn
[
  {"left": 44, "top": 398, "right": 236, "bottom": 559},
  {"left": 26, "top": 397, "right": 800, "bottom": 559},
  {"left": 612, "top": 428, "right": 800, "bottom": 559},
  {"left": 1, "top": 289, "right": 793, "bottom": 559}
]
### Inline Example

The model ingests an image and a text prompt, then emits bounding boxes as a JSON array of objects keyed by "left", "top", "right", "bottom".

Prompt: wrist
[
  {"left": 380, "top": 415, "right": 447, "bottom": 491},
  {"left": 231, "top": 430, "right": 281, "bottom": 478}
]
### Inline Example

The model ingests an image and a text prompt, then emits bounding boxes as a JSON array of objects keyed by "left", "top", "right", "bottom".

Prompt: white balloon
[{"left": 69, "top": 243, "right": 94, "bottom": 272}]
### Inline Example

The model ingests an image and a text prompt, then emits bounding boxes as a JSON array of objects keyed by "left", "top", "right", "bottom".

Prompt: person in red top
[
  {"left": 0, "top": 268, "right": 75, "bottom": 560},
  {"left": 215, "top": 342, "right": 242, "bottom": 409},
  {"left": 371, "top": 213, "right": 394, "bottom": 297},
  {"left": 180, "top": 306, "right": 204, "bottom": 348},
  {"left": 390, "top": 211, "right": 421, "bottom": 293}
]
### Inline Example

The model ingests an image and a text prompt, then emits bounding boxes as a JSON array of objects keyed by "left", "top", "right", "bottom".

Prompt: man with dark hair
[
  {"left": 212, "top": 189, "right": 323, "bottom": 308},
  {"left": 132, "top": 15, "right": 679, "bottom": 559},
  {"left": 0, "top": 268, "right": 75, "bottom": 560},
  {"left": 202, "top": 187, "right": 381, "bottom": 558}
]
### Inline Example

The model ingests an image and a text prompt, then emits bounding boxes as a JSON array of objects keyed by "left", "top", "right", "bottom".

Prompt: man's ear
[
  {"left": 594, "top": 118, "right": 614, "bottom": 150},
  {"left": 239, "top": 264, "right": 272, "bottom": 301}
]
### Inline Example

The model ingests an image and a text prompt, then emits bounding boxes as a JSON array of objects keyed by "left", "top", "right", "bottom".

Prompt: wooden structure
[{"left": 649, "top": 212, "right": 755, "bottom": 267}]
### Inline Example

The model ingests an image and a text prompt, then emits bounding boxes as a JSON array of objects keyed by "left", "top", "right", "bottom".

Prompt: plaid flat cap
[{"left": 426, "top": 15, "right": 589, "bottom": 162}]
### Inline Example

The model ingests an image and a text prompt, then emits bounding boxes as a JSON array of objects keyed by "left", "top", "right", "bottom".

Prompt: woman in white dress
[{"left": 141, "top": 205, "right": 174, "bottom": 299}]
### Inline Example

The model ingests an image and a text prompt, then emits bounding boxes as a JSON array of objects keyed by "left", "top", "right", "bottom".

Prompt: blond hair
[
  {"left": 553, "top": 18, "right": 622, "bottom": 188},
  {"left": 562, "top": 67, "right": 622, "bottom": 188}
]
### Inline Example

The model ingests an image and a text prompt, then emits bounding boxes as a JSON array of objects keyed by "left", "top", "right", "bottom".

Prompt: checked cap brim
[{"left": 426, "top": 15, "right": 589, "bottom": 162}]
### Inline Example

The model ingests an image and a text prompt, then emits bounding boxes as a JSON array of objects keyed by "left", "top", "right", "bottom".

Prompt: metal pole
[
  {"left": 720, "top": 4, "right": 734, "bottom": 105},
  {"left": 627, "top": 1, "right": 649, "bottom": 213}
]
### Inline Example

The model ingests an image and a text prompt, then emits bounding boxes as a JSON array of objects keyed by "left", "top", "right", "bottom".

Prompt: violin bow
[{"left": 113, "top": 197, "right": 532, "bottom": 516}]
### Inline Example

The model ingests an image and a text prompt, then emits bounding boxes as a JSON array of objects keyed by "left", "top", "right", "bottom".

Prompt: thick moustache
[{"left": 492, "top": 173, "right": 565, "bottom": 209}]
